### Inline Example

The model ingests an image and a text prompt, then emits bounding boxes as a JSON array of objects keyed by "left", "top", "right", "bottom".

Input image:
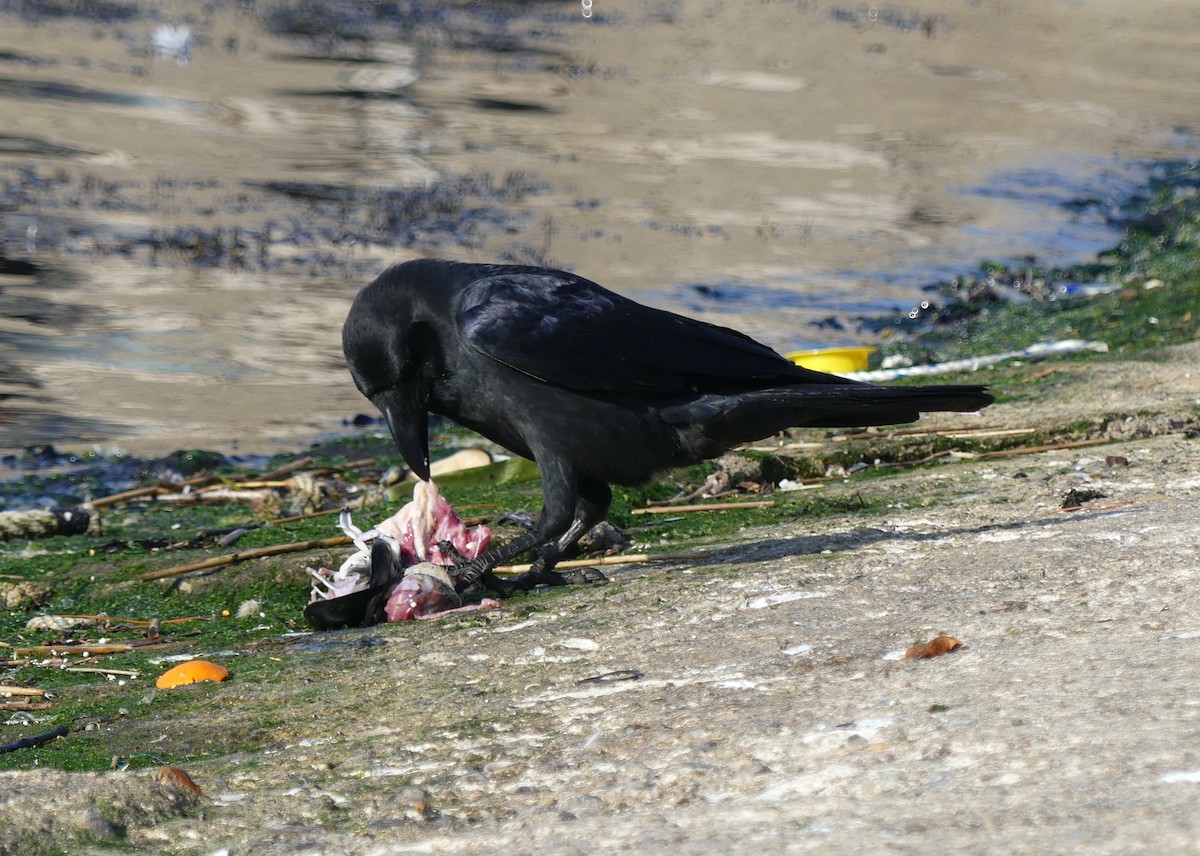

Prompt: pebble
[
  {"left": 77, "top": 807, "right": 118, "bottom": 840},
  {"left": 391, "top": 785, "right": 435, "bottom": 820},
  {"left": 558, "top": 637, "right": 599, "bottom": 651}
]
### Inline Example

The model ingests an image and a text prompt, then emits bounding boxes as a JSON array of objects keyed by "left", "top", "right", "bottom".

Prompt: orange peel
[{"left": 155, "top": 659, "right": 229, "bottom": 689}]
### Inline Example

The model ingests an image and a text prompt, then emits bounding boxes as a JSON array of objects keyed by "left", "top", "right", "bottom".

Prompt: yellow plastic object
[{"left": 785, "top": 346, "right": 875, "bottom": 375}]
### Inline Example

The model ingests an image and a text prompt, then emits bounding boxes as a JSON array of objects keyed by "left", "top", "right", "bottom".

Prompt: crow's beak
[{"left": 375, "top": 384, "right": 431, "bottom": 481}]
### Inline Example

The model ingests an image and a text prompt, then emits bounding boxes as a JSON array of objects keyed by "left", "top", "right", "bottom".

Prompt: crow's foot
[
  {"left": 511, "top": 565, "right": 609, "bottom": 590},
  {"left": 480, "top": 565, "right": 608, "bottom": 596},
  {"left": 476, "top": 570, "right": 519, "bottom": 598},
  {"left": 436, "top": 539, "right": 469, "bottom": 566},
  {"left": 555, "top": 566, "right": 609, "bottom": 586}
]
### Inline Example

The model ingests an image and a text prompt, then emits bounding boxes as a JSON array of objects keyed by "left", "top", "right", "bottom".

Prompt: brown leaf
[
  {"left": 904, "top": 635, "right": 962, "bottom": 659},
  {"left": 158, "top": 765, "right": 207, "bottom": 797}
]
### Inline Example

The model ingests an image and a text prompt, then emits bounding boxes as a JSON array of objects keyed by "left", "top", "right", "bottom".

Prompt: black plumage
[{"left": 343, "top": 259, "right": 993, "bottom": 592}]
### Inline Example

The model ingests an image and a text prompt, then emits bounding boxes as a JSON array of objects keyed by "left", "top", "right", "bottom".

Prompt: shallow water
[{"left": 1, "top": 0, "right": 1198, "bottom": 460}]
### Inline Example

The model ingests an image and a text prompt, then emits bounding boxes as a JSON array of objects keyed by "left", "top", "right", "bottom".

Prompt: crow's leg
[
  {"left": 508, "top": 477, "right": 612, "bottom": 590},
  {"left": 452, "top": 524, "right": 549, "bottom": 594},
  {"left": 454, "top": 466, "right": 612, "bottom": 596},
  {"left": 452, "top": 461, "right": 581, "bottom": 593}
]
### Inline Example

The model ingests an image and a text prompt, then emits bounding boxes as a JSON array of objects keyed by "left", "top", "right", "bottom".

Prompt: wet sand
[{"left": 1, "top": 0, "right": 1198, "bottom": 457}]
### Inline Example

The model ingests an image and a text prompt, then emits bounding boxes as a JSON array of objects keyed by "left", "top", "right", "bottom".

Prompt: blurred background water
[{"left": 0, "top": 0, "right": 1197, "bottom": 457}]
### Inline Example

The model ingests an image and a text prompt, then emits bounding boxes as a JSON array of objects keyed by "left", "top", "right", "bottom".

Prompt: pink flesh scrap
[
  {"left": 376, "top": 479, "right": 490, "bottom": 566},
  {"left": 374, "top": 480, "right": 492, "bottom": 621},
  {"left": 385, "top": 563, "right": 461, "bottom": 621},
  {"left": 385, "top": 564, "right": 503, "bottom": 621}
]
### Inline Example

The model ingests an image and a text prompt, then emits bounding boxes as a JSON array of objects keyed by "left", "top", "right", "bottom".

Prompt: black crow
[{"left": 343, "top": 259, "right": 993, "bottom": 593}]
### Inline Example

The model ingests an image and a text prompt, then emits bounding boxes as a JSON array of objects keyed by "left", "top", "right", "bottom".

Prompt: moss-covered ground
[{"left": 2, "top": 163, "right": 1200, "bottom": 783}]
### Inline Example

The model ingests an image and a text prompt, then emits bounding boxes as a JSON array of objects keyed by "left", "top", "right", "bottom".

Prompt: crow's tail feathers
[
  {"left": 664, "top": 383, "right": 994, "bottom": 451},
  {"left": 778, "top": 383, "right": 994, "bottom": 428}
]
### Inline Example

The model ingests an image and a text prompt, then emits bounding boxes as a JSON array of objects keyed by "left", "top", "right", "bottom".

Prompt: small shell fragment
[
  {"left": 25, "top": 615, "right": 95, "bottom": 632},
  {"left": 155, "top": 660, "right": 229, "bottom": 689}
]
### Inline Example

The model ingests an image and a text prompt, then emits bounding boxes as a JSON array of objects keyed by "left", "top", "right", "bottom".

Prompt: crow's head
[{"left": 343, "top": 267, "right": 446, "bottom": 481}]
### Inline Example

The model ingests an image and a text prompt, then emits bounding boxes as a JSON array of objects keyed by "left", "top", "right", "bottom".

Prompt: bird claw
[
  {"left": 436, "top": 539, "right": 468, "bottom": 566},
  {"left": 555, "top": 566, "right": 609, "bottom": 586},
  {"left": 495, "top": 510, "right": 537, "bottom": 530},
  {"left": 492, "top": 565, "right": 609, "bottom": 594}
]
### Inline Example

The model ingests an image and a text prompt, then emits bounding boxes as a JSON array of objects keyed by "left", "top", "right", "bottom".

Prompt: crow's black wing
[{"left": 457, "top": 269, "right": 840, "bottom": 394}]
